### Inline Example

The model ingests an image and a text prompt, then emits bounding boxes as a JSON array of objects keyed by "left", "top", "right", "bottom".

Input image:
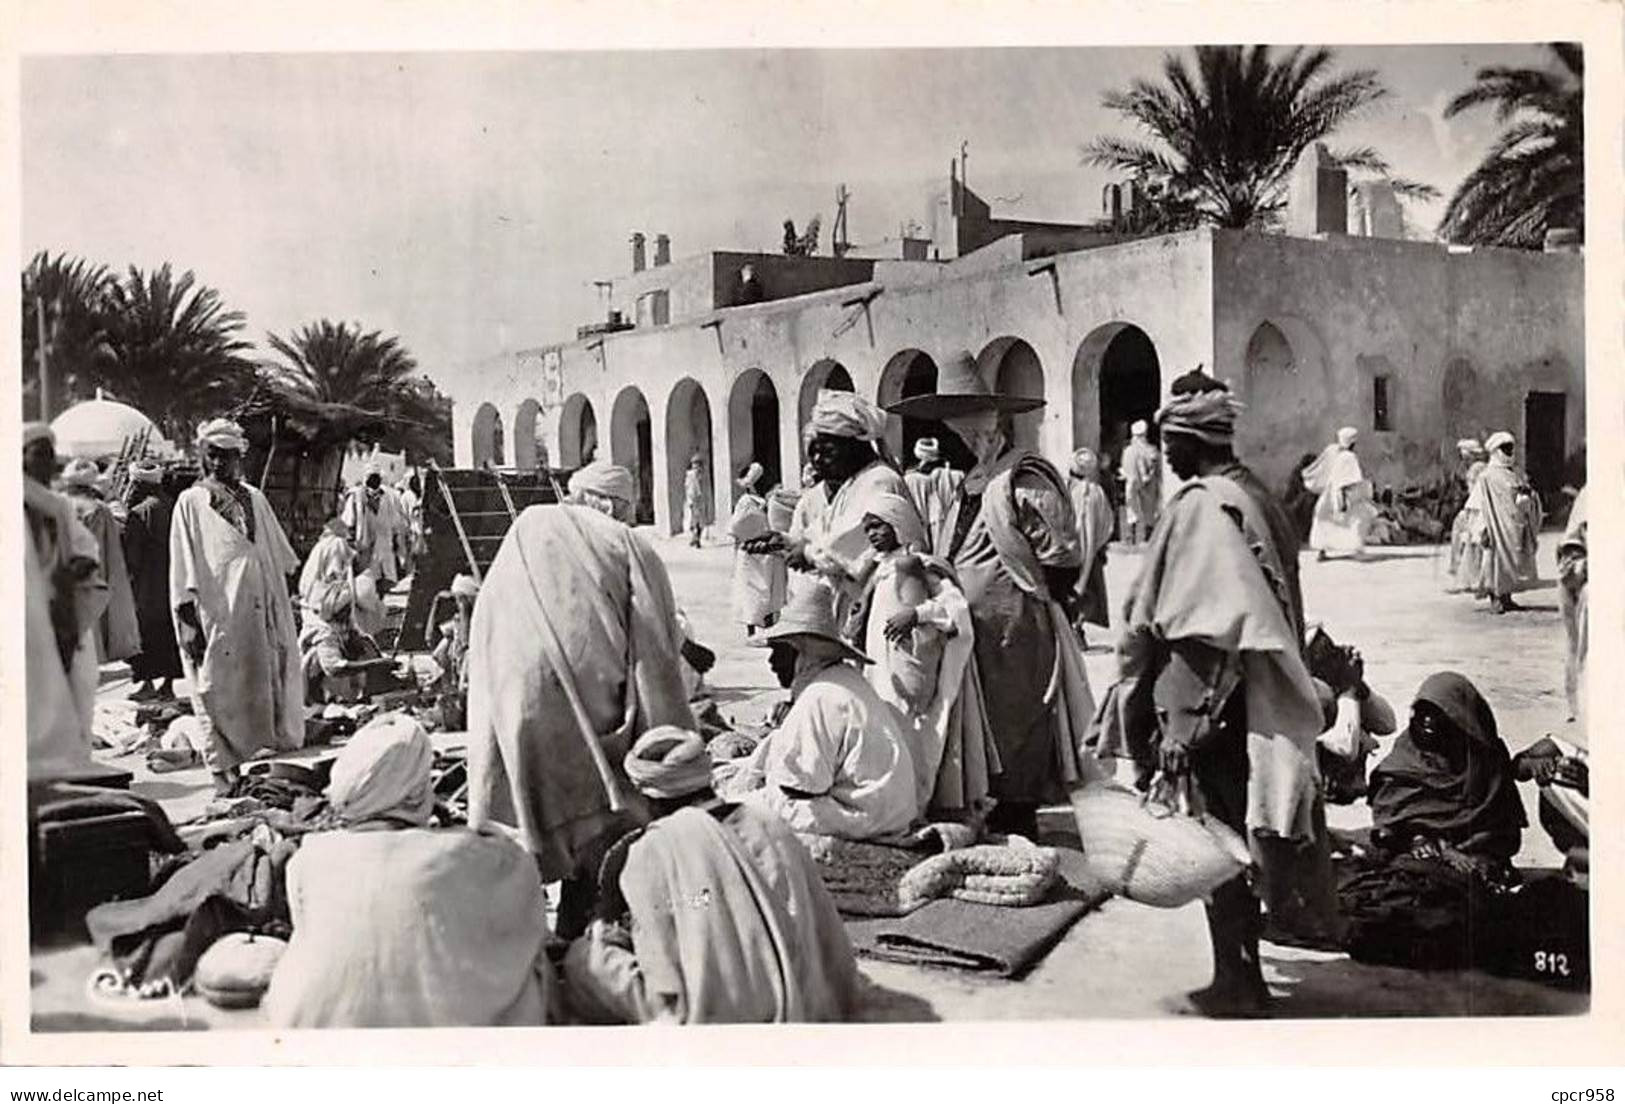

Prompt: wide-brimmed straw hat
[
  {"left": 763, "top": 586, "right": 871, "bottom": 665},
  {"left": 883, "top": 351, "right": 1045, "bottom": 421}
]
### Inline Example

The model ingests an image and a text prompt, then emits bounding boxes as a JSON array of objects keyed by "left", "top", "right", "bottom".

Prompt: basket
[{"left": 1070, "top": 777, "right": 1251, "bottom": 908}]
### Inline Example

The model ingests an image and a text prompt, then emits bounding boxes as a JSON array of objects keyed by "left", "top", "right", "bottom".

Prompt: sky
[{"left": 21, "top": 44, "right": 1550, "bottom": 391}]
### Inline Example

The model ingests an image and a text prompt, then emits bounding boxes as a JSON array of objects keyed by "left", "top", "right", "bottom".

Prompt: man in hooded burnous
[
  {"left": 1465, "top": 431, "right": 1544, "bottom": 614},
  {"left": 170, "top": 418, "right": 305, "bottom": 796},
  {"left": 885, "top": 351, "right": 1096, "bottom": 839},
  {"left": 1096, "top": 381, "right": 1324, "bottom": 1017},
  {"left": 465, "top": 460, "right": 695, "bottom": 940}
]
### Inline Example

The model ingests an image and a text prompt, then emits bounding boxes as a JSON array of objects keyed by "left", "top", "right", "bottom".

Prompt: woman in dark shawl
[{"left": 1368, "top": 672, "right": 1525, "bottom": 867}]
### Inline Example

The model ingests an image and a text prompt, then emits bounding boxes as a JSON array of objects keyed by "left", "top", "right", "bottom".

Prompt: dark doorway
[
  {"left": 1524, "top": 391, "right": 1566, "bottom": 515},
  {"left": 749, "top": 374, "right": 782, "bottom": 492},
  {"left": 1098, "top": 327, "right": 1162, "bottom": 460}
]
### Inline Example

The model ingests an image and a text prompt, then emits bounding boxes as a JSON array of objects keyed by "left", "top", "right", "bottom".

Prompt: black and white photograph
[{"left": 5, "top": 0, "right": 1621, "bottom": 1069}]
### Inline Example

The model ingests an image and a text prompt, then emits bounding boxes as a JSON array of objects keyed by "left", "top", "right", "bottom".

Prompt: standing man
[
  {"left": 24, "top": 423, "right": 106, "bottom": 777},
  {"left": 743, "top": 390, "right": 917, "bottom": 627},
  {"left": 683, "top": 454, "right": 711, "bottom": 548},
  {"left": 1098, "top": 386, "right": 1323, "bottom": 1016},
  {"left": 1302, "top": 427, "right": 1374, "bottom": 562},
  {"left": 1119, "top": 419, "right": 1161, "bottom": 545},
  {"left": 1466, "top": 431, "right": 1543, "bottom": 614},
  {"left": 904, "top": 436, "right": 960, "bottom": 550},
  {"left": 121, "top": 460, "right": 183, "bottom": 702},
  {"left": 466, "top": 460, "right": 695, "bottom": 940},
  {"left": 1068, "top": 447, "right": 1115, "bottom": 640},
  {"left": 341, "top": 465, "right": 408, "bottom": 594},
  {"left": 885, "top": 351, "right": 1095, "bottom": 839},
  {"left": 58, "top": 458, "right": 141, "bottom": 666},
  {"left": 170, "top": 418, "right": 305, "bottom": 797}
]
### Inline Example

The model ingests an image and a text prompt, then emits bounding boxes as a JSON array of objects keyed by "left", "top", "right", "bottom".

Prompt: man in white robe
[
  {"left": 341, "top": 465, "right": 408, "bottom": 591},
  {"left": 734, "top": 585, "right": 918, "bottom": 840},
  {"left": 903, "top": 436, "right": 961, "bottom": 552},
  {"left": 743, "top": 390, "right": 921, "bottom": 628},
  {"left": 563, "top": 726, "right": 858, "bottom": 1024},
  {"left": 170, "top": 418, "right": 304, "bottom": 796},
  {"left": 298, "top": 516, "right": 356, "bottom": 615},
  {"left": 729, "top": 461, "right": 787, "bottom": 636},
  {"left": 24, "top": 423, "right": 107, "bottom": 779},
  {"left": 1303, "top": 426, "right": 1374, "bottom": 561},
  {"left": 1120, "top": 420, "right": 1161, "bottom": 545}
]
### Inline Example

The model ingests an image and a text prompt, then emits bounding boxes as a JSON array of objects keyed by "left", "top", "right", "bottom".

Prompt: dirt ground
[{"left": 28, "top": 527, "right": 1585, "bottom": 1031}]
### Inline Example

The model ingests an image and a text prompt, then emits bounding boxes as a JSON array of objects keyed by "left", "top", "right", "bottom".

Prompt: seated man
[
  {"left": 299, "top": 579, "right": 388, "bottom": 706},
  {"left": 563, "top": 726, "right": 858, "bottom": 1024},
  {"left": 264, "top": 714, "right": 554, "bottom": 1027},
  {"left": 733, "top": 584, "right": 918, "bottom": 840}
]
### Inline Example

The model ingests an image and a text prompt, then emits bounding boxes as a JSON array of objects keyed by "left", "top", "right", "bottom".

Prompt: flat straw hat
[
  {"left": 883, "top": 350, "right": 1045, "bottom": 421},
  {"left": 763, "top": 586, "right": 872, "bottom": 665}
]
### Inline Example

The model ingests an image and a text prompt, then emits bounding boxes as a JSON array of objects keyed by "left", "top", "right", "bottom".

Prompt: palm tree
[
  {"left": 264, "top": 319, "right": 450, "bottom": 461},
  {"left": 97, "top": 263, "right": 257, "bottom": 438},
  {"left": 1084, "top": 45, "right": 1436, "bottom": 230},
  {"left": 1438, "top": 44, "right": 1582, "bottom": 248},
  {"left": 264, "top": 319, "right": 418, "bottom": 408},
  {"left": 21, "top": 252, "right": 115, "bottom": 419}
]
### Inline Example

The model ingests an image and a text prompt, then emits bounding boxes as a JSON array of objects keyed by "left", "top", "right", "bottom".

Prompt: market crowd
[{"left": 23, "top": 356, "right": 1588, "bottom": 1024}]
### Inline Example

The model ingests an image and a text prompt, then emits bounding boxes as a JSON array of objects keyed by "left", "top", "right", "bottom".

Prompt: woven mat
[{"left": 845, "top": 851, "right": 1111, "bottom": 977}]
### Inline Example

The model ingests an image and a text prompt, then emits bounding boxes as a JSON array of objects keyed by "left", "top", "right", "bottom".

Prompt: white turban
[
  {"left": 451, "top": 573, "right": 480, "bottom": 600},
  {"left": 129, "top": 459, "right": 164, "bottom": 485},
  {"left": 567, "top": 460, "right": 635, "bottom": 505},
  {"left": 196, "top": 418, "right": 248, "bottom": 453},
  {"left": 623, "top": 726, "right": 713, "bottom": 800},
  {"left": 1130, "top": 420, "right": 1148, "bottom": 438},
  {"left": 862, "top": 491, "right": 926, "bottom": 551},
  {"left": 1070, "top": 448, "right": 1100, "bottom": 479},
  {"left": 1456, "top": 438, "right": 1483, "bottom": 455},
  {"left": 737, "top": 461, "right": 765, "bottom": 491},
  {"left": 326, "top": 713, "right": 435, "bottom": 828},
  {"left": 806, "top": 389, "right": 885, "bottom": 442},
  {"left": 1337, "top": 426, "right": 1359, "bottom": 448},
  {"left": 914, "top": 437, "right": 941, "bottom": 462},
  {"left": 59, "top": 458, "right": 102, "bottom": 491},
  {"left": 1485, "top": 431, "right": 1515, "bottom": 453}
]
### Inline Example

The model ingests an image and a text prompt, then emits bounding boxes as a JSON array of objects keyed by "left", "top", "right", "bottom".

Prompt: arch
[
  {"left": 976, "top": 337, "right": 1046, "bottom": 453},
  {"left": 1236, "top": 316, "right": 1331, "bottom": 485},
  {"left": 665, "top": 377, "right": 715, "bottom": 536},
  {"left": 558, "top": 393, "right": 598, "bottom": 469},
  {"left": 471, "top": 402, "right": 504, "bottom": 468},
  {"left": 1072, "top": 323, "right": 1160, "bottom": 466},
  {"left": 513, "top": 398, "right": 546, "bottom": 471},
  {"left": 877, "top": 349, "right": 965, "bottom": 467},
  {"left": 610, "top": 386, "right": 655, "bottom": 525},
  {"left": 728, "top": 369, "right": 783, "bottom": 505},
  {"left": 797, "top": 358, "right": 854, "bottom": 463}
]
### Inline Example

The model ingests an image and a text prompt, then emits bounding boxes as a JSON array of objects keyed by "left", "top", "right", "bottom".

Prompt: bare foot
[{"left": 1163, "top": 979, "right": 1272, "bottom": 1019}]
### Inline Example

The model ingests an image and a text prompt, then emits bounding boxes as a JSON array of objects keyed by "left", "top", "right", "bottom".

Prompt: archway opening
[
  {"left": 513, "top": 398, "right": 546, "bottom": 471},
  {"left": 798, "top": 359, "right": 854, "bottom": 464},
  {"left": 728, "top": 369, "right": 783, "bottom": 504},
  {"left": 1096, "top": 326, "right": 1161, "bottom": 464},
  {"left": 610, "top": 386, "right": 655, "bottom": 525},
  {"left": 665, "top": 378, "right": 714, "bottom": 535},
  {"left": 558, "top": 393, "right": 598, "bottom": 469},
  {"left": 978, "top": 337, "right": 1046, "bottom": 453},
  {"left": 878, "top": 350, "right": 973, "bottom": 469},
  {"left": 471, "top": 402, "right": 504, "bottom": 468}
]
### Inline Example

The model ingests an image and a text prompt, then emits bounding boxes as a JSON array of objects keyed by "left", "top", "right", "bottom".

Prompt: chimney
[
  {"left": 654, "top": 234, "right": 671, "bottom": 267},
  {"left": 1288, "top": 143, "right": 1348, "bottom": 237},
  {"left": 630, "top": 232, "right": 646, "bottom": 273}
]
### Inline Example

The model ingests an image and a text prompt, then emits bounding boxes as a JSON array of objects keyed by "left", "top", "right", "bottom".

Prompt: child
[{"left": 883, "top": 552, "right": 946, "bottom": 718}]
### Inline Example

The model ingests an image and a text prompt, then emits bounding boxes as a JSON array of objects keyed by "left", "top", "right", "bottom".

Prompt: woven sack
[
  {"left": 1071, "top": 778, "right": 1250, "bottom": 908},
  {"left": 193, "top": 932, "right": 288, "bottom": 1010}
]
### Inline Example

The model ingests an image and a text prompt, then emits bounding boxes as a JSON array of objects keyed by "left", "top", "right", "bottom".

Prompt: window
[
  {"left": 1372, "top": 375, "right": 1391, "bottom": 432},
  {"left": 635, "top": 289, "right": 670, "bottom": 327}
]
